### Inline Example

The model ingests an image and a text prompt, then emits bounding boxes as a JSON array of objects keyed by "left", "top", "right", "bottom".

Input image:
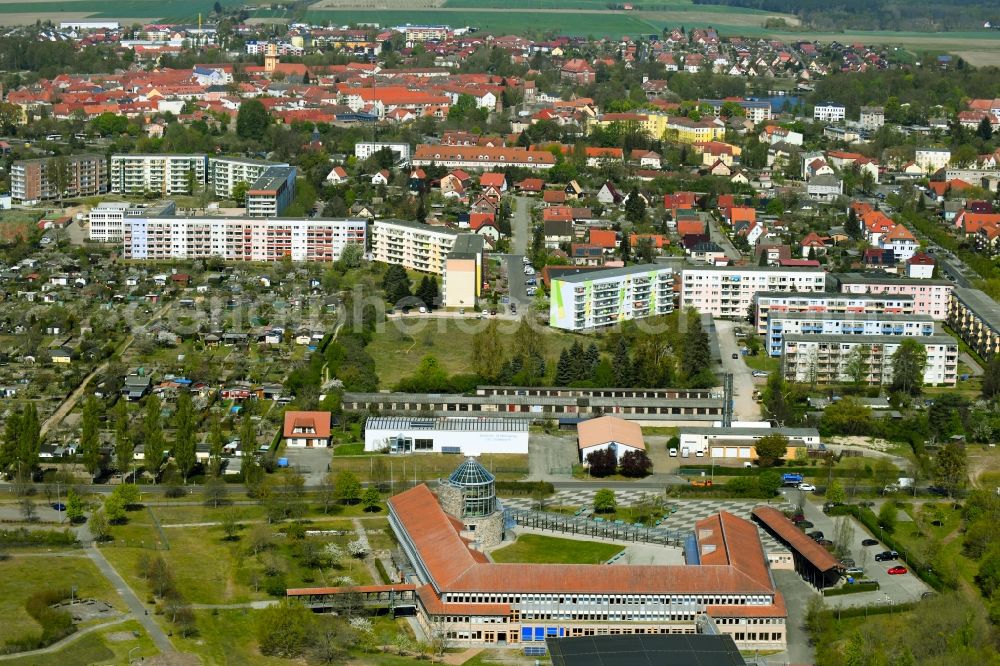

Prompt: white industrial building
[
  {"left": 364, "top": 416, "right": 529, "bottom": 456},
  {"left": 679, "top": 426, "right": 821, "bottom": 458}
]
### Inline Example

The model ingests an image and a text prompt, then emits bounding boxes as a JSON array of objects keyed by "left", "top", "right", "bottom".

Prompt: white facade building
[
  {"left": 679, "top": 426, "right": 820, "bottom": 458},
  {"left": 831, "top": 274, "right": 953, "bottom": 320},
  {"left": 764, "top": 312, "right": 937, "bottom": 356},
  {"left": 813, "top": 103, "right": 846, "bottom": 123},
  {"left": 371, "top": 219, "right": 459, "bottom": 275},
  {"left": 123, "top": 216, "right": 366, "bottom": 262},
  {"left": 754, "top": 291, "right": 915, "bottom": 334},
  {"left": 355, "top": 142, "right": 411, "bottom": 163},
  {"left": 681, "top": 267, "right": 827, "bottom": 319},
  {"left": 88, "top": 200, "right": 176, "bottom": 242},
  {"left": 364, "top": 416, "right": 528, "bottom": 455},
  {"left": 549, "top": 265, "right": 674, "bottom": 331},
  {"left": 110, "top": 154, "right": 207, "bottom": 195},
  {"left": 915, "top": 148, "right": 951, "bottom": 174},
  {"left": 859, "top": 106, "right": 885, "bottom": 131},
  {"left": 208, "top": 156, "right": 288, "bottom": 199},
  {"left": 782, "top": 333, "right": 958, "bottom": 386}
]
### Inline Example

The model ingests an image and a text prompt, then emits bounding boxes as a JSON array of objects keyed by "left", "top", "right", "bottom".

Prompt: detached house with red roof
[
  {"left": 560, "top": 58, "right": 595, "bottom": 84},
  {"left": 880, "top": 224, "right": 918, "bottom": 262},
  {"left": 283, "top": 411, "right": 332, "bottom": 448}
]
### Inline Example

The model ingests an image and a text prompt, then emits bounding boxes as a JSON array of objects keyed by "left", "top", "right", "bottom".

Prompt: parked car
[
  {"left": 796, "top": 520, "right": 814, "bottom": 529},
  {"left": 840, "top": 558, "right": 856, "bottom": 567},
  {"left": 845, "top": 567, "right": 864, "bottom": 576},
  {"left": 817, "top": 539, "right": 834, "bottom": 548},
  {"left": 751, "top": 370, "right": 768, "bottom": 377},
  {"left": 875, "top": 550, "right": 899, "bottom": 561},
  {"left": 807, "top": 530, "right": 824, "bottom": 540},
  {"left": 887, "top": 566, "right": 908, "bottom": 575},
  {"left": 732, "top": 353, "right": 739, "bottom": 360},
  {"left": 669, "top": 447, "right": 678, "bottom": 457},
  {"left": 862, "top": 538, "right": 879, "bottom": 547},
  {"left": 798, "top": 483, "right": 817, "bottom": 492},
  {"left": 791, "top": 514, "right": 805, "bottom": 523},
  {"left": 51, "top": 502, "right": 66, "bottom": 511}
]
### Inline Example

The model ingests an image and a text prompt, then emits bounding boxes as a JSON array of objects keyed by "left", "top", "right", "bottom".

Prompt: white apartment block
[
  {"left": 831, "top": 274, "right": 953, "bottom": 320},
  {"left": 813, "top": 103, "right": 846, "bottom": 123},
  {"left": 915, "top": 148, "right": 951, "bottom": 174},
  {"left": 765, "top": 312, "right": 936, "bottom": 357},
  {"left": 111, "top": 154, "right": 207, "bottom": 196},
  {"left": 782, "top": 333, "right": 958, "bottom": 387},
  {"left": 208, "top": 157, "right": 288, "bottom": 199},
  {"left": 681, "top": 267, "right": 827, "bottom": 319},
  {"left": 355, "top": 142, "right": 411, "bottom": 163},
  {"left": 371, "top": 219, "right": 459, "bottom": 275},
  {"left": 754, "top": 291, "right": 915, "bottom": 335},
  {"left": 88, "top": 200, "right": 176, "bottom": 242},
  {"left": 123, "top": 217, "right": 366, "bottom": 262},
  {"left": 549, "top": 265, "right": 674, "bottom": 331}
]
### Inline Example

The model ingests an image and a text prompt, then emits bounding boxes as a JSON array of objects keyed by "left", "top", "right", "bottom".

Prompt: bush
[
  {"left": 264, "top": 574, "right": 287, "bottom": 597},
  {"left": 2, "top": 588, "right": 76, "bottom": 653},
  {"left": 822, "top": 581, "right": 880, "bottom": 596},
  {"left": 0, "top": 528, "right": 76, "bottom": 548},
  {"left": 586, "top": 448, "right": 617, "bottom": 477},
  {"left": 495, "top": 481, "right": 554, "bottom": 496}
]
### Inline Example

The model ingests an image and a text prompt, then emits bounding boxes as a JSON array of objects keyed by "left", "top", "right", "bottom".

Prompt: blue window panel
[
  {"left": 521, "top": 627, "right": 533, "bottom": 641},
  {"left": 559, "top": 628, "right": 565, "bottom": 637},
  {"left": 534, "top": 627, "right": 545, "bottom": 640},
  {"left": 547, "top": 627, "right": 558, "bottom": 636}
]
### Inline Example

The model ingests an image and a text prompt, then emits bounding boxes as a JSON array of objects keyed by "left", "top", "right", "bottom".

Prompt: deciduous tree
[
  {"left": 143, "top": 395, "right": 165, "bottom": 482},
  {"left": 80, "top": 397, "right": 101, "bottom": 477},
  {"left": 891, "top": 338, "right": 927, "bottom": 395},
  {"left": 593, "top": 488, "right": 617, "bottom": 514},
  {"left": 586, "top": 448, "right": 618, "bottom": 477},
  {"left": 755, "top": 433, "right": 789, "bottom": 467}
]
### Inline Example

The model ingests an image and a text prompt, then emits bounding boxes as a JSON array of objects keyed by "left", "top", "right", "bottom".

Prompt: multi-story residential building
[
  {"left": 88, "top": 200, "right": 176, "bottom": 242},
  {"left": 411, "top": 145, "right": 555, "bottom": 171},
  {"left": 663, "top": 116, "right": 727, "bottom": 144},
  {"left": 549, "top": 265, "right": 674, "bottom": 331},
  {"left": 813, "top": 102, "right": 846, "bottom": 123},
  {"left": 123, "top": 216, "right": 366, "bottom": 262},
  {"left": 681, "top": 267, "right": 827, "bottom": 319},
  {"left": 915, "top": 148, "right": 951, "bottom": 174},
  {"left": 246, "top": 166, "right": 297, "bottom": 218},
  {"left": 859, "top": 106, "right": 885, "bottom": 130},
  {"left": 948, "top": 287, "right": 1000, "bottom": 359},
  {"left": 764, "top": 312, "right": 936, "bottom": 357},
  {"left": 830, "top": 274, "right": 953, "bottom": 320},
  {"left": 208, "top": 157, "right": 288, "bottom": 199},
  {"left": 782, "top": 333, "right": 958, "bottom": 386},
  {"left": 10, "top": 154, "right": 107, "bottom": 203},
  {"left": 880, "top": 224, "right": 919, "bottom": 262},
  {"left": 354, "top": 141, "right": 411, "bottom": 163},
  {"left": 754, "top": 292, "right": 915, "bottom": 335},
  {"left": 700, "top": 99, "right": 772, "bottom": 125},
  {"left": 372, "top": 219, "right": 459, "bottom": 275},
  {"left": 110, "top": 154, "right": 206, "bottom": 196},
  {"left": 443, "top": 234, "right": 484, "bottom": 309}
]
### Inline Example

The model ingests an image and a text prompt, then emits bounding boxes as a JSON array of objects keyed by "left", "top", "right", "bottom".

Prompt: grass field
[
  {"left": 366, "top": 316, "right": 581, "bottom": 388},
  {"left": 0, "top": 553, "right": 124, "bottom": 644},
  {"left": 328, "top": 452, "right": 529, "bottom": 483},
  {"left": 490, "top": 533, "right": 623, "bottom": 564},
  {"left": 1, "top": 620, "right": 158, "bottom": 666}
]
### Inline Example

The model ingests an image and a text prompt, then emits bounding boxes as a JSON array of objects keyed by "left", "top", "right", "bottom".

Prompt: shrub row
[
  {"left": 374, "top": 558, "right": 391, "bottom": 585},
  {"left": 0, "top": 528, "right": 77, "bottom": 547},
  {"left": 823, "top": 601, "right": 918, "bottom": 620},
  {"left": 822, "top": 581, "right": 880, "bottom": 596},
  {"left": 495, "top": 481, "right": 555, "bottom": 496}
]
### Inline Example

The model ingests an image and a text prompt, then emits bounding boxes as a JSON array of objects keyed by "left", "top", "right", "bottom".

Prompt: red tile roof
[
  {"left": 282, "top": 411, "right": 332, "bottom": 439},
  {"left": 589, "top": 229, "right": 618, "bottom": 249},
  {"left": 752, "top": 506, "right": 840, "bottom": 572},
  {"left": 577, "top": 415, "right": 645, "bottom": 450}
]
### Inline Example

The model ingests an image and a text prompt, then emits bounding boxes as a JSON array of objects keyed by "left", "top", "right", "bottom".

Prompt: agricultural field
[{"left": 490, "top": 533, "right": 623, "bottom": 564}]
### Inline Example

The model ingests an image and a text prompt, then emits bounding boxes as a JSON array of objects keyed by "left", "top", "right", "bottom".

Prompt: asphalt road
[
  {"left": 714, "top": 319, "right": 762, "bottom": 422},
  {"left": 512, "top": 195, "right": 532, "bottom": 256},
  {"left": 706, "top": 212, "right": 741, "bottom": 261},
  {"left": 504, "top": 254, "right": 529, "bottom": 310}
]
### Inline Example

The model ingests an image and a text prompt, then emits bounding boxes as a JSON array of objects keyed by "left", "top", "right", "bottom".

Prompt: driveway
[
  {"left": 280, "top": 447, "right": 333, "bottom": 486},
  {"left": 714, "top": 319, "right": 761, "bottom": 422}
]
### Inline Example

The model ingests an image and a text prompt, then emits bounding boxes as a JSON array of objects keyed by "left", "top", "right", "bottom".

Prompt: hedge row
[
  {"left": 0, "top": 528, "right": 77, "bottom": 547},
  {"left": 824, "top": 601, "right": 918, "bottom": 620},
  {"left": 374, "top": 559, "right": 390, "bottom": 585},
  {"left": 823, "top": 581, "right": 880, "bottom": 596},
  {"left": 2, "top": 589, "right": 75, "bottom": 654},
  {"left": 496, "top": 481, "right": 555, "bottom": 496}
]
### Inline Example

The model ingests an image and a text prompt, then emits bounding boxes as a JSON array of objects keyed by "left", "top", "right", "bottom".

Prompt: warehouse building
[{"left": 364, "top": 416, "right": 529, "bottom": 455}]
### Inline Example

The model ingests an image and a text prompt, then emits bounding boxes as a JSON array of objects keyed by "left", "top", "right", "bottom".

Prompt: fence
[{"left": 507, "top": 508, "right": 689, "bottom": 547}]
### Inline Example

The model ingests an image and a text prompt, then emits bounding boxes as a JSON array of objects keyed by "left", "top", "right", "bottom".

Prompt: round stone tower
[{"left": 438, "top": 457, "right": 505, "bottom": 547}]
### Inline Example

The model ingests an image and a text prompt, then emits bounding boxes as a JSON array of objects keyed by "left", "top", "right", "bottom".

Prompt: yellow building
[
  {"left": 443, "top": 234, "right": 484, "bottom": 308},
  {"left": 590, "top": 112, "right": 724, "bottom": 144}
]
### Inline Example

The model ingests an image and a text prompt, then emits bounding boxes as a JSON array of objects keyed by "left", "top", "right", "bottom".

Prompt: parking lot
[
  {"left": 280, "top": 446, "right": 333, "bottom": 486},
  {"left": 778, "top": 489, "right": 933, "bottom": 608}
]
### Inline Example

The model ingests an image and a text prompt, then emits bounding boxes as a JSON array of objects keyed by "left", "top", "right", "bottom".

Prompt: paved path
[
  {"left": 0, "top": 615, "right": 133, "bottom": 661},
  {"left": 960, "top": 351, "right": 983, "bottom": 376},
  {"left": 86, "top": 545, "right": 175, "bottom": 654},
  {"left": 352, "top": 517, "right": 382, "bottom": 583},
  {"left": 706, "top": 212, "right": 741, "bottom": 261},
  {"left": 714, "top": 319, "right": 762, "bottom": 422}
]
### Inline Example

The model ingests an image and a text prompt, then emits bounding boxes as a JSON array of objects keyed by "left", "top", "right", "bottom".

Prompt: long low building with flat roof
[
  {"left": 764, "top": 312, "right": 936, "bottom": 357},
  {"left": 364, "top": 416, "right": 529, "bottom": 455},
  {"left": 781, "top": 333, "right": 958, "bottom": 386},
  {"left": 679, "top": 427, "right": 820, "bottom": 459},
  {"left": 948, "top": 287, "right": 1000, "bottom": 360},
  {"left": 343, "top": 386, "right": 724, "bottom": 424}
]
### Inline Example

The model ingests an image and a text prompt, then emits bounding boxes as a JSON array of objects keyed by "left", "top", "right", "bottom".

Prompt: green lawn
[
  {"left": 490, "top": 534, "right": 623, "bottom": 564},
  {"left": 328, "top": 452, "right": 528, "bottom": 483},
  {"left": 0, "top": 554, "right": 125, "bottom": 644},
  {"left": 365, "top": 316, "right": 582, "bottom": 389},
  {"left": 1, "top": 620, "right": 158, "bottom": 666},
  {"left": 744, "top": 352, "right": 780, "bottom": 373}
]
